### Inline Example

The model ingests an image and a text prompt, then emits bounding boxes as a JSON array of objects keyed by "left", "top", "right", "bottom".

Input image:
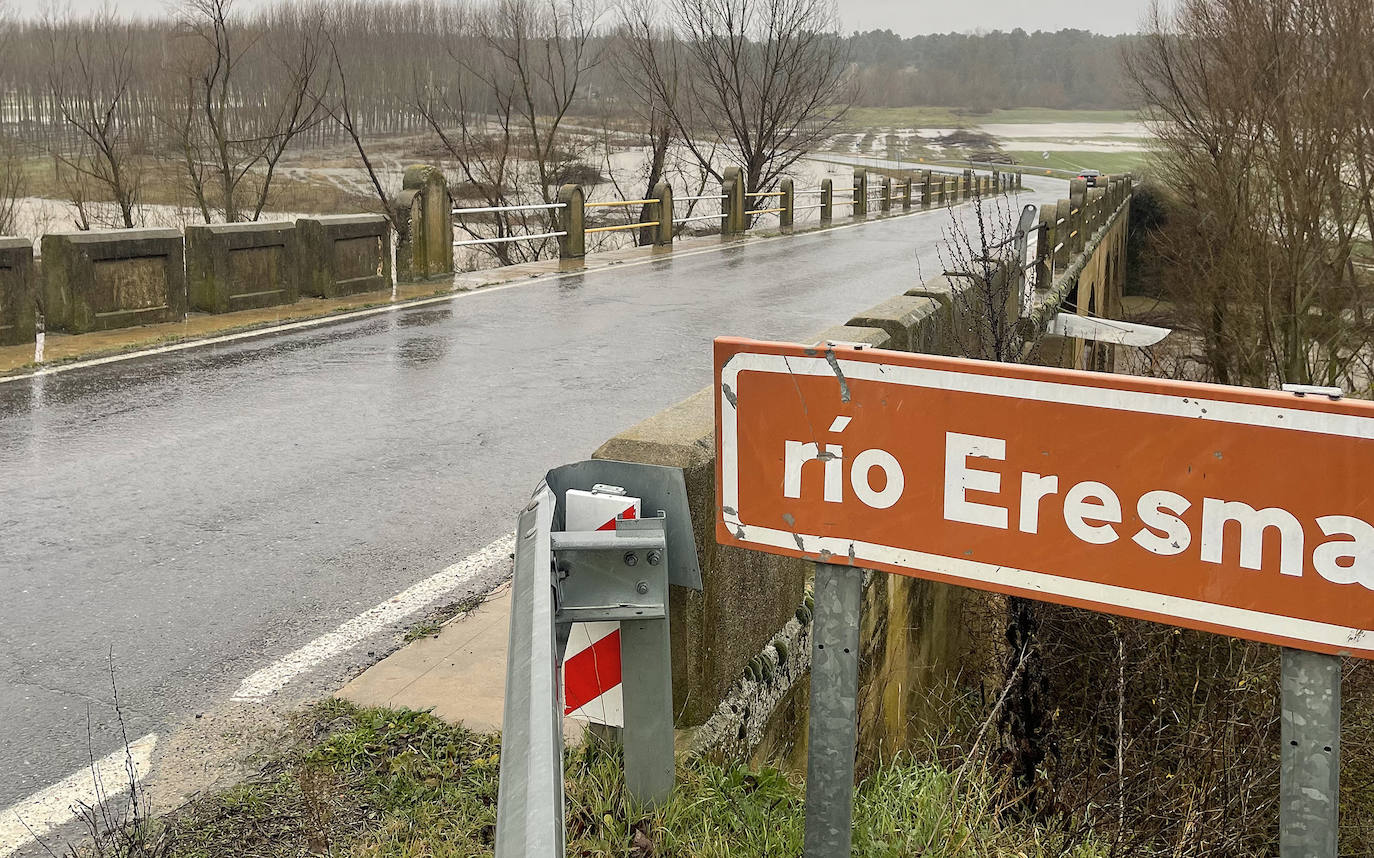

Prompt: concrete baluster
[
  {"left": 557, "top": 183, "right": 585, "bottom": 259},
  {"left": 653, "top": 180, "right": 673, "bottom": 246}
]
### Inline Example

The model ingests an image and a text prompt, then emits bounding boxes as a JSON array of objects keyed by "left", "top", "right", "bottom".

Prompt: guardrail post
[
  {"left": 900, "top": 175, "right": 912, "bottom": 209},
  {"left": 653, "top": 180, "right": 673, "bottom": 246},
  {"left": 880, "top": 177, "right": 892, "bottom": 213},
  {"left": 496, "top": 460, "right": 705, "bottom": 856},
  {"left": 853, "top": 167, "right": 868, "bottom": 217},
  {"left": 820, "top": 178, "right": 833, "bottom": 224},
  {"left": 963, "top": 169, "right": 974, "bottom": 200},
  {"left": 1035, "top": 207, "right": 1053, "bottom": 289},
  {"left": 496, "top": 488, "right": 564, "bottom": 858},
  {"left": 780, "top": 177, "right": 794, "bottom": 228},
  {"left": 557, "top": 184, "right": 585, "bottom": 259},
  {"left": 921, "top": 172, "right": 932, "bottom": 208}
]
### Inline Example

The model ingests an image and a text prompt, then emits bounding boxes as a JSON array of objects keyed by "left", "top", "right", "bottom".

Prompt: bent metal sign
[{"left": 714, "top": 337, "right": 1374, "bottom": 658}]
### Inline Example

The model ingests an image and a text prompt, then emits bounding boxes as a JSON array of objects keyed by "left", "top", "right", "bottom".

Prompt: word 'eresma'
[{"left": 782, "top": 428, "right": 1374, "bottom": 591}]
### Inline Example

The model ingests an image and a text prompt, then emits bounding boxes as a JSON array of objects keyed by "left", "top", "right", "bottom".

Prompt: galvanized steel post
[
  {"left": 803, "top": 562, "right": 863, "bottom": 858},
  {"left": 1280, "top": 648, "right": 1340, "bottom": 858}
]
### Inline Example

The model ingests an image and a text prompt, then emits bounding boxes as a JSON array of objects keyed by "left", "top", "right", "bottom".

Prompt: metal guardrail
[
  {"left": 452, "top": 201, "right": 570, "bottom": 249},
  {"left": 453, "top": 202, "right": 567, "bottom": 216},
  {"left": 587, "top": 221, "right": 660, "bottom": 234},
  {"left": 454, "top": 231, "right": 567, "bottom": 248},
  {"left": 496, "top": 459, "right": 703, "bottom": 858}
]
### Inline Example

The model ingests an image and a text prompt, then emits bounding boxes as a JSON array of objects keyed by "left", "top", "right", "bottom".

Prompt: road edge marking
[
  {"left": 230, "top": 532, "right": 517, "bottom": 702},
  {"left": 0, "top": 733, "right": 157, "bottom": 857}
]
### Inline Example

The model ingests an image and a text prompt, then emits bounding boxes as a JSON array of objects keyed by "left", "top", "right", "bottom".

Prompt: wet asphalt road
[{"left": 0, "top": 183, "right": 1062, "bottom": 812}]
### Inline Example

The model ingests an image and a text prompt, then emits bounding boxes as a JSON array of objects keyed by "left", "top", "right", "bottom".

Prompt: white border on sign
[{"left": 719, "top": 351, "right": 1374, "bottom": 650}]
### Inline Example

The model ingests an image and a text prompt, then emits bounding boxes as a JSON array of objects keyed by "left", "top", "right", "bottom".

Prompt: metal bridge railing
[
  {"left": 451, "top": 165, "right": 1020, "bottom": 261},
  {"left": 451, "top": 201, "right": 569, "bottom": 249}
]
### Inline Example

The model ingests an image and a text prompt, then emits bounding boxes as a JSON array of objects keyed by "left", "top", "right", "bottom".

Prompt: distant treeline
[
  {"left": 0, "top": 10, "right": 1136, "bottom": 155},
  {"left": 844, "top": 28, "right": 1135, "bottom": 111}
]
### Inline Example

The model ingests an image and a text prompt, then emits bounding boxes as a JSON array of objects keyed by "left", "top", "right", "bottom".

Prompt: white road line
[
  {"left": 0, "top": 733, "right": 157, "bottom": 857},
  {"left": 0, "top": 197, "right": 994, "bottom": 387},
  {"left": 231, "top": 532, "right": 516, "bottom": 702}
]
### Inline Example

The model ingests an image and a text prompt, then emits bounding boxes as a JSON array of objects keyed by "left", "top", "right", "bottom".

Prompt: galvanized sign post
[
  {"left": 1281, "top": 647, "right": 1341, "bottom": 856},
  {"left": 802, "top": 562, "right": 864, "bottom": 857},
  {"left": 717, "top": 338, "right": 1374, "bottom": 857}
]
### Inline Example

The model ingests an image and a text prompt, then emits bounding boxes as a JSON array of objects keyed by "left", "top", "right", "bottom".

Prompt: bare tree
[
  {"left": 414, "top": 0, "right": 601, "bottom": 265},
  {"left": 42, "top": 9, "right": 146, "bottom": 229},
  {"left": 324, "top": 28, "right": 397, "bottom": 229},
  {"left": 170, "top": 0, "right": 327, "bottom": 223},
  {"left": 0, "top": 0, "right": 23, "bottom": 236},
  {"left": 620, "top": 0, "right": 851, "bottom": 211},
  {"left": 1126, "top": 0, "right": 1374, "bottom": 390}
]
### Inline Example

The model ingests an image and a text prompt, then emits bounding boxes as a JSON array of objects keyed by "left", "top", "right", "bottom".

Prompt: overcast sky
[
  {"left": 836, "top": 0, "right": 1151, "bottom": 36},
  {"left": 29, "top": 0, "right": 1153, "bottom": 35}
]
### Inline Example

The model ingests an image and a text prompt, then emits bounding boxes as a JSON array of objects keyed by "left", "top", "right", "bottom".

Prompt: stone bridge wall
[
  {"left": 592, "top": 175, "right": 1135, "bottom": 766},
  {"left": 0, "top": 238, "right": 36, "bottom": 346},
  {"left": 187, "top": 221, "right": 299, "bottom": 314},
  {"left": 0, "top": 163, "right": 1021, "bottom": 346}
]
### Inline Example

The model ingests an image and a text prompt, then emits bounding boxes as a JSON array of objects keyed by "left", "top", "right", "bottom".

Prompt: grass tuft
[{"left": 129, "top": 701, "right": 1107, "bottom": 857}]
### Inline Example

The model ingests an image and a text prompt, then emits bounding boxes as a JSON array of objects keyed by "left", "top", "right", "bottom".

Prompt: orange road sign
[{"left": 715, "top": 337, "right": 1374, "bottom": 658}]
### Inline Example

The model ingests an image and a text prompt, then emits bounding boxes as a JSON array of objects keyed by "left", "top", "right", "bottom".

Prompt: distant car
[{"left": 1077, "top": 169, "right": 1102, "bottom": 187}]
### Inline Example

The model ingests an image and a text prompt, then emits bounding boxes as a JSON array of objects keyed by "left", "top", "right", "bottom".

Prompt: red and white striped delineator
[{"left": 561, "top": 486, "right": 639, "bottom": 726}]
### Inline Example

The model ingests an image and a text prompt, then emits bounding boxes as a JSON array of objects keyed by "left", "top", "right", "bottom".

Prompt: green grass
[
  {"left": 1002, "top": 149, "right": 1156, "bottom": 176},
  {"left": 133, "top": 702, "right": 1106, "bottom": 858},
  {"left": 978, "top": 108, "right": 1141, "bottom": 124},
  {"left": 402, "top": 621, "right": 443, "bottom": 643},
  {"left": 839, "top": 106, "right": 1140, "bottom": 130}
]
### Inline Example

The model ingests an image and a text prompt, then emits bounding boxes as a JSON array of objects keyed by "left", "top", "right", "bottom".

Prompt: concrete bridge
[{"left": 0, "top": 163, "right": 1130, "bottom": 855}]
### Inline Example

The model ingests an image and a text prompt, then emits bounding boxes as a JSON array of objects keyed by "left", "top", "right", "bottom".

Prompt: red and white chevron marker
[{"left": 561, "top": 486, "right": 640, "bottom": 726}]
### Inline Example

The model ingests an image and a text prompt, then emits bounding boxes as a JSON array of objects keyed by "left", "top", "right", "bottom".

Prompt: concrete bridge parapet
[
  {"left": 394, "top": 165, "right": 454, "bottom": 283},
  {"left": 296, "top": 214, "right": 392, "bottom": 299},
  {"left": 41, "top": 229, "right": 186, "bottom": 334},
  {"left": 0, "top": 237, "right": 36, "bottom": 345},
  {"left": 187, "top": 221, "right": 299, "bottom": 314}
]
